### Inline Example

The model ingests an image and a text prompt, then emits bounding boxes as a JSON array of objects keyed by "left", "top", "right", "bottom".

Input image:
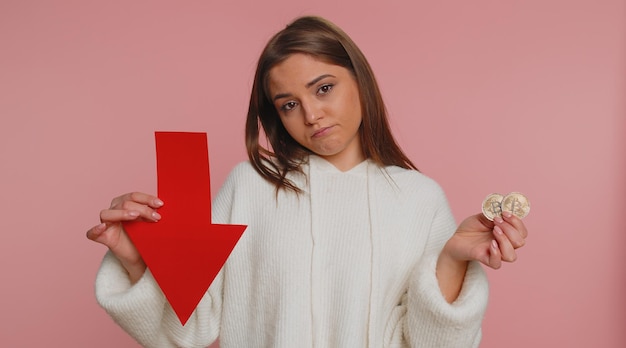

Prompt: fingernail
[
  {"left": 97, "top": 222, "right": 107, "bottom": 230},
  {"left": 152, "top": 212, "right": 161, "bottom": 221},
  {"left": 154, "top": 199, "right": 164, "bottom": 207},
  {"left": 491, "top": 240, "right": 498, "bottom": 249},
  {"left": 494, "top": 216, "right": 504, "bottom": 224},
  {"left": 494, "top": 225, "right": 504, "bottom": 235},
  {"left": 128, "top": 211, "right": 140, "bottom": 217},
  {"left": 503, "top": 211, "right": 512, "bottom": 218}
]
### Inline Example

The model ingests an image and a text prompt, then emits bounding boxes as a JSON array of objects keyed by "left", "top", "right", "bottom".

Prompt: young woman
[{"left": 87, "top": 16, "right": 528, "bottom": 347}]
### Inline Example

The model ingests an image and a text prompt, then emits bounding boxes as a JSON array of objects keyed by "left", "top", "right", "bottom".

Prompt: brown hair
[{"left": 245, "top": 16, "right": 417, "bottom": 193}]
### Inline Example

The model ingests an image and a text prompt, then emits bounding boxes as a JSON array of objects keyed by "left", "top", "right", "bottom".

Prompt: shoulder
[
  {"left": 221, "top": 160, "right": 270, "bottom": 190},
  {"left": 213, "top": 160, "right": 275, "bottom": 212},
  {"left": 379, "top": 165, "right": 447, "bottom": 197},
  {"left": 370, "top": 165, "right": 451, "bottom": 216},
  {"left": 227, "top": 161, "right": 258, "bottom": 180}
]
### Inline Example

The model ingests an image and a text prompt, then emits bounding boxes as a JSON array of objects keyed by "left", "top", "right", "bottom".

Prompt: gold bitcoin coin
[
  {"left": 501, "top": 192, "right": 530, "bottom": 219},
  {"left": 482, "top": 193, "right": 504, "bottom": 221}
]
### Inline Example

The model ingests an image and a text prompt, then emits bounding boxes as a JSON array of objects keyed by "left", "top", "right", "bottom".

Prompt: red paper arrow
[{"left": 124, "top": 132, "right": 246, "bottom": 325}]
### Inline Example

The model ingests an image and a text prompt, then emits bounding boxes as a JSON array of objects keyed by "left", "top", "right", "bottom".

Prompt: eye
[
  {"left": 280, "top": 101, "right": 298, "bottom": 112},
  {"left": 317, "top": 84, "right": 334, "bottom": 95}
]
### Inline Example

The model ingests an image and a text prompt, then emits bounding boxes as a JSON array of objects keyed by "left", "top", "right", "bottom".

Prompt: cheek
[
  {"left": 344, "top": 86, "right": 362, "bottom": 121},
  {"left": 279, "top": 117, "right": 303, "bottom": 139},
  {"left": 347, "top": 100, "right": 363, "bottom": 126}
]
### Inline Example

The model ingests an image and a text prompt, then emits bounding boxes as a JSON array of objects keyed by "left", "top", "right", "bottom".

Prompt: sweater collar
[{"left": 308, "top": 155, "right": 370, "bottom": 175}]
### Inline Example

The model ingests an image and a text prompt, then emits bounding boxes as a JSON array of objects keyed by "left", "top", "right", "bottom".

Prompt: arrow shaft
[{"left": 155, "top": 132, "right": 212, "bottom": 224}]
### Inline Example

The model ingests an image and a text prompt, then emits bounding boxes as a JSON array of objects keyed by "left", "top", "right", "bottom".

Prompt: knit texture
[{"left": 95, "top": 155, "right": 489, "bottom": 347}]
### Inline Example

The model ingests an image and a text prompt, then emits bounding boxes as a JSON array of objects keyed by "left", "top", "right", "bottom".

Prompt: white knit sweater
[{"left": 95, "top": 156, "right": 489, "bottom": 348}]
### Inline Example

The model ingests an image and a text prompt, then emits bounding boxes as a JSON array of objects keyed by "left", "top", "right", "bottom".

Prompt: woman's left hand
[{"left": 442, "top": 212, "right": 528, "bottom": 269}]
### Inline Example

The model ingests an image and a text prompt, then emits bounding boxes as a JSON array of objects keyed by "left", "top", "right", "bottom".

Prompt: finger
[
  {"left": 488, "top": 240, "right": 503, "bottom": 269},
  {"left": 493, "top": 226, "right": 518, "bottom": 262},
  {"left": 100, "top": 208, "right": 143, "bottom": 224},
  {"left": 501, "top": 212, "right": 528, "bottom": 239},
  {"left": 86, "top": 222, "right": 107, "bottom": 241},
  {"left": 102, "top": 201, "right": 162, "bottom": 223},
  {"left": 110, "top": 192, "right": 164, "bottom": 210},
  {"left": 119, "top": 200, "right": 162, "bottom": 222},
  {"left": 493, "top": 215, "right": 526, "bottom": 249}
]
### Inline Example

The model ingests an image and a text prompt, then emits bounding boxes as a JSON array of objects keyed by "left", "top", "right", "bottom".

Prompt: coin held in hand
[
  {"left": 482, "top": 193, "right": 504, "bottom": 221},
  {"left": 482, "top": 192, "right": 530, "bottom": 221},
  {"left": 501, "top": 192, "right": 530, "bottom": 219}
]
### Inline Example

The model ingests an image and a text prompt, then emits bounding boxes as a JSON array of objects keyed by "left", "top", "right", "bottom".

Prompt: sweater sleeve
[
  {"left": 402, "top": 190, "right": 489, "bottom": 348},
  {"left": 95, "top": 252, "right": 223, "bottom": 347},
  {"left": 94, "top": 165, "right": 243, "bottom": 347}
]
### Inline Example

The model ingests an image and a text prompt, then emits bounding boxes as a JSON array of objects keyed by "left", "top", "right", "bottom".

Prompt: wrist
[
  {"left": 120, "top": 259, "right": 147, "bottom": 284},
  {"left": 436, "top": 250, "right": 468, "bottom": 278},
  {"left": 436, "top": 242, "right": 469, "bottom": 303}
]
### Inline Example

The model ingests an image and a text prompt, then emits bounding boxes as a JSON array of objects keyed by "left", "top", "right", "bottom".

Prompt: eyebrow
[{"left": 272, "top": 74, "right": 336, "bottom": 101}]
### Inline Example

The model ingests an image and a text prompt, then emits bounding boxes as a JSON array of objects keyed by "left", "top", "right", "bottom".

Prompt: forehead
[{"left": 268, "top": 53, "right": 350, "bottom": 91}]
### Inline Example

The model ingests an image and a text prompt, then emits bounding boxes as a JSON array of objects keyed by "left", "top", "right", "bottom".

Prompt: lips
[{"left": 312, "top": 126, "right": 333, "bottom": 138}]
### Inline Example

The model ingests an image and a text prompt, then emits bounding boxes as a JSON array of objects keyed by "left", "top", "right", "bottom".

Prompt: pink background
[{"left": 1, "top": 1, "right": 624, "bottom": 347}]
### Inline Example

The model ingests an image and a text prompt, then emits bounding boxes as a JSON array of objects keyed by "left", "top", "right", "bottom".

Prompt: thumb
[
  {"left": 86, "top": 223, "right": 107, "bottom": 241},
  {"left": 86, "top": 223, "right": 118, "bottom": 248}
]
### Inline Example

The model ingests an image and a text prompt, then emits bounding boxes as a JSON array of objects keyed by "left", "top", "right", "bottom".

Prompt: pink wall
[{"left": 1, "top": 1, "right": 624, "bottom": 347}]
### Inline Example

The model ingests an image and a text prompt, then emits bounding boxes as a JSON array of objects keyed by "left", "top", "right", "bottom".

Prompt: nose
[{"left": 302, "top": 101, "right": 322, "bottom": 125}]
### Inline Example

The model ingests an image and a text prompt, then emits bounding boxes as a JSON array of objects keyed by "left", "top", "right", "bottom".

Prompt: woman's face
[{"left": 268, "top": 53, "right": 364, "bottom": 171}]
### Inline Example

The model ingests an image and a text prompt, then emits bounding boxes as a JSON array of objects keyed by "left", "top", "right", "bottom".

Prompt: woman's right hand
[{"left": 86, "top": 192, "right": 164, "bottom": 283}]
